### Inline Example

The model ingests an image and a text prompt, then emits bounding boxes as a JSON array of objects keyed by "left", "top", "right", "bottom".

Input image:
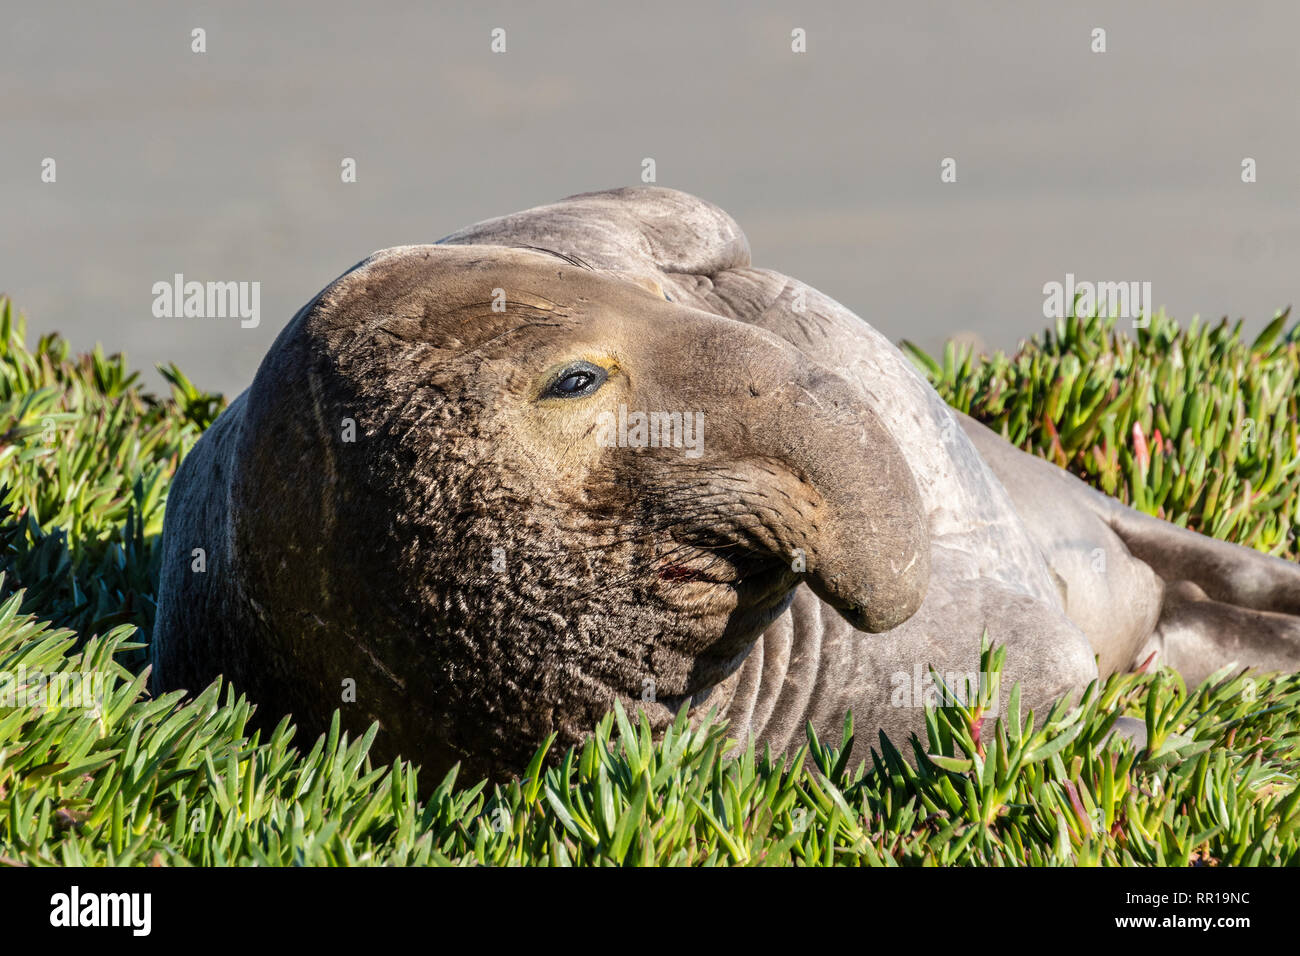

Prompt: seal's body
[{"left": 153, "top": 188, "right": 1300, "bottom": 780}]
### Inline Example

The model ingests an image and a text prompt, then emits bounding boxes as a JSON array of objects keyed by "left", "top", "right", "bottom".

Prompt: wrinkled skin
[{"left": 153, "top": 188, "right": 1300, "bottom": 782}]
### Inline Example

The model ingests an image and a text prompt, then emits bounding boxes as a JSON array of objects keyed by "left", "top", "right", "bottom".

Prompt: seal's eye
[{"left": 544, "top": 361, "right": 607, "bottom": 399}]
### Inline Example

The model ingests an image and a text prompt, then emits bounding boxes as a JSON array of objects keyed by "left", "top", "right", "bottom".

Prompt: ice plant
[{"left": 0, "top": 295, "right": 1297, "bottom": 866}]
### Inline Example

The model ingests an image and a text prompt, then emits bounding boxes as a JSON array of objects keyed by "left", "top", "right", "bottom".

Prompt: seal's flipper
[
  {"left": 960, "top": 409, "right": 1300, "bottom": 679},
  {"left": 1141, "top": 580, "right": 1300, "bottom": 685},
  {"left": 1105, "top": 505, "right": 1300, "bottom": 617},
  {"left": 1105, "top": 507, "right": 1300, "bottom": 682}
]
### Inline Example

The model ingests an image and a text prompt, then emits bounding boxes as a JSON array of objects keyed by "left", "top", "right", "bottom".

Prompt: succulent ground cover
[{"left": 0, "top": 296, "right": 1296, "bottom": 866}]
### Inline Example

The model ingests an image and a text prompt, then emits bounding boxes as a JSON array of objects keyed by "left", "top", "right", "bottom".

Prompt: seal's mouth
[
  {"left": 642, "top": 549, "right": 796, "bottom": 699},
  {"left": 655, "top": 550, "right": 799, "bottom": 640},
  {"left": 657, "top": 562, "right": 709, "bottom": 583},
  {"left": 656, "top": 553, "right": 794, "bottom": 597},
  {"left": 656, "top": 552, "right": 892, "bottom": 634}
]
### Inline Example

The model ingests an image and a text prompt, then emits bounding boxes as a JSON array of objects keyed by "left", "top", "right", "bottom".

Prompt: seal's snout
[
  {"left": 736, "top": 358, "right": 931, "bottom": 634},
  {"left": 805, "top": 545, "right": 927, "bottom": 634},
  {"left": 801, "top": 394, "right": 930, "bottom": 633}
]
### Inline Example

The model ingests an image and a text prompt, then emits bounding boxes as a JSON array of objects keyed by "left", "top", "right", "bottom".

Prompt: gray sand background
[{"left": 3, "top": 1, "right": 1297, "bottom": 396}]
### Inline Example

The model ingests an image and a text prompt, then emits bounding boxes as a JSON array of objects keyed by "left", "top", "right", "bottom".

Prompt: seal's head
[{"left": 159, "top": 244, "right": 928, "bottom": 779}]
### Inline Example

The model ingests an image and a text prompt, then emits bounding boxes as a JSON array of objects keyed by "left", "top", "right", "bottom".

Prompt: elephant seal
[{"left": 153, "top": 187, "right": 1300, "bottom": 781}]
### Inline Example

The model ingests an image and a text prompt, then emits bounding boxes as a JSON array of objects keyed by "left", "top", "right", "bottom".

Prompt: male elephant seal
[{"left": 153, "top": 187, "right": 1300, "bottom": 781}]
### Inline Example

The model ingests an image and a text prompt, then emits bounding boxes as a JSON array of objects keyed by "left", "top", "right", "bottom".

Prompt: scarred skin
[{"left": 152, "top": 187, "right": 1300, "bottom": 782}]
